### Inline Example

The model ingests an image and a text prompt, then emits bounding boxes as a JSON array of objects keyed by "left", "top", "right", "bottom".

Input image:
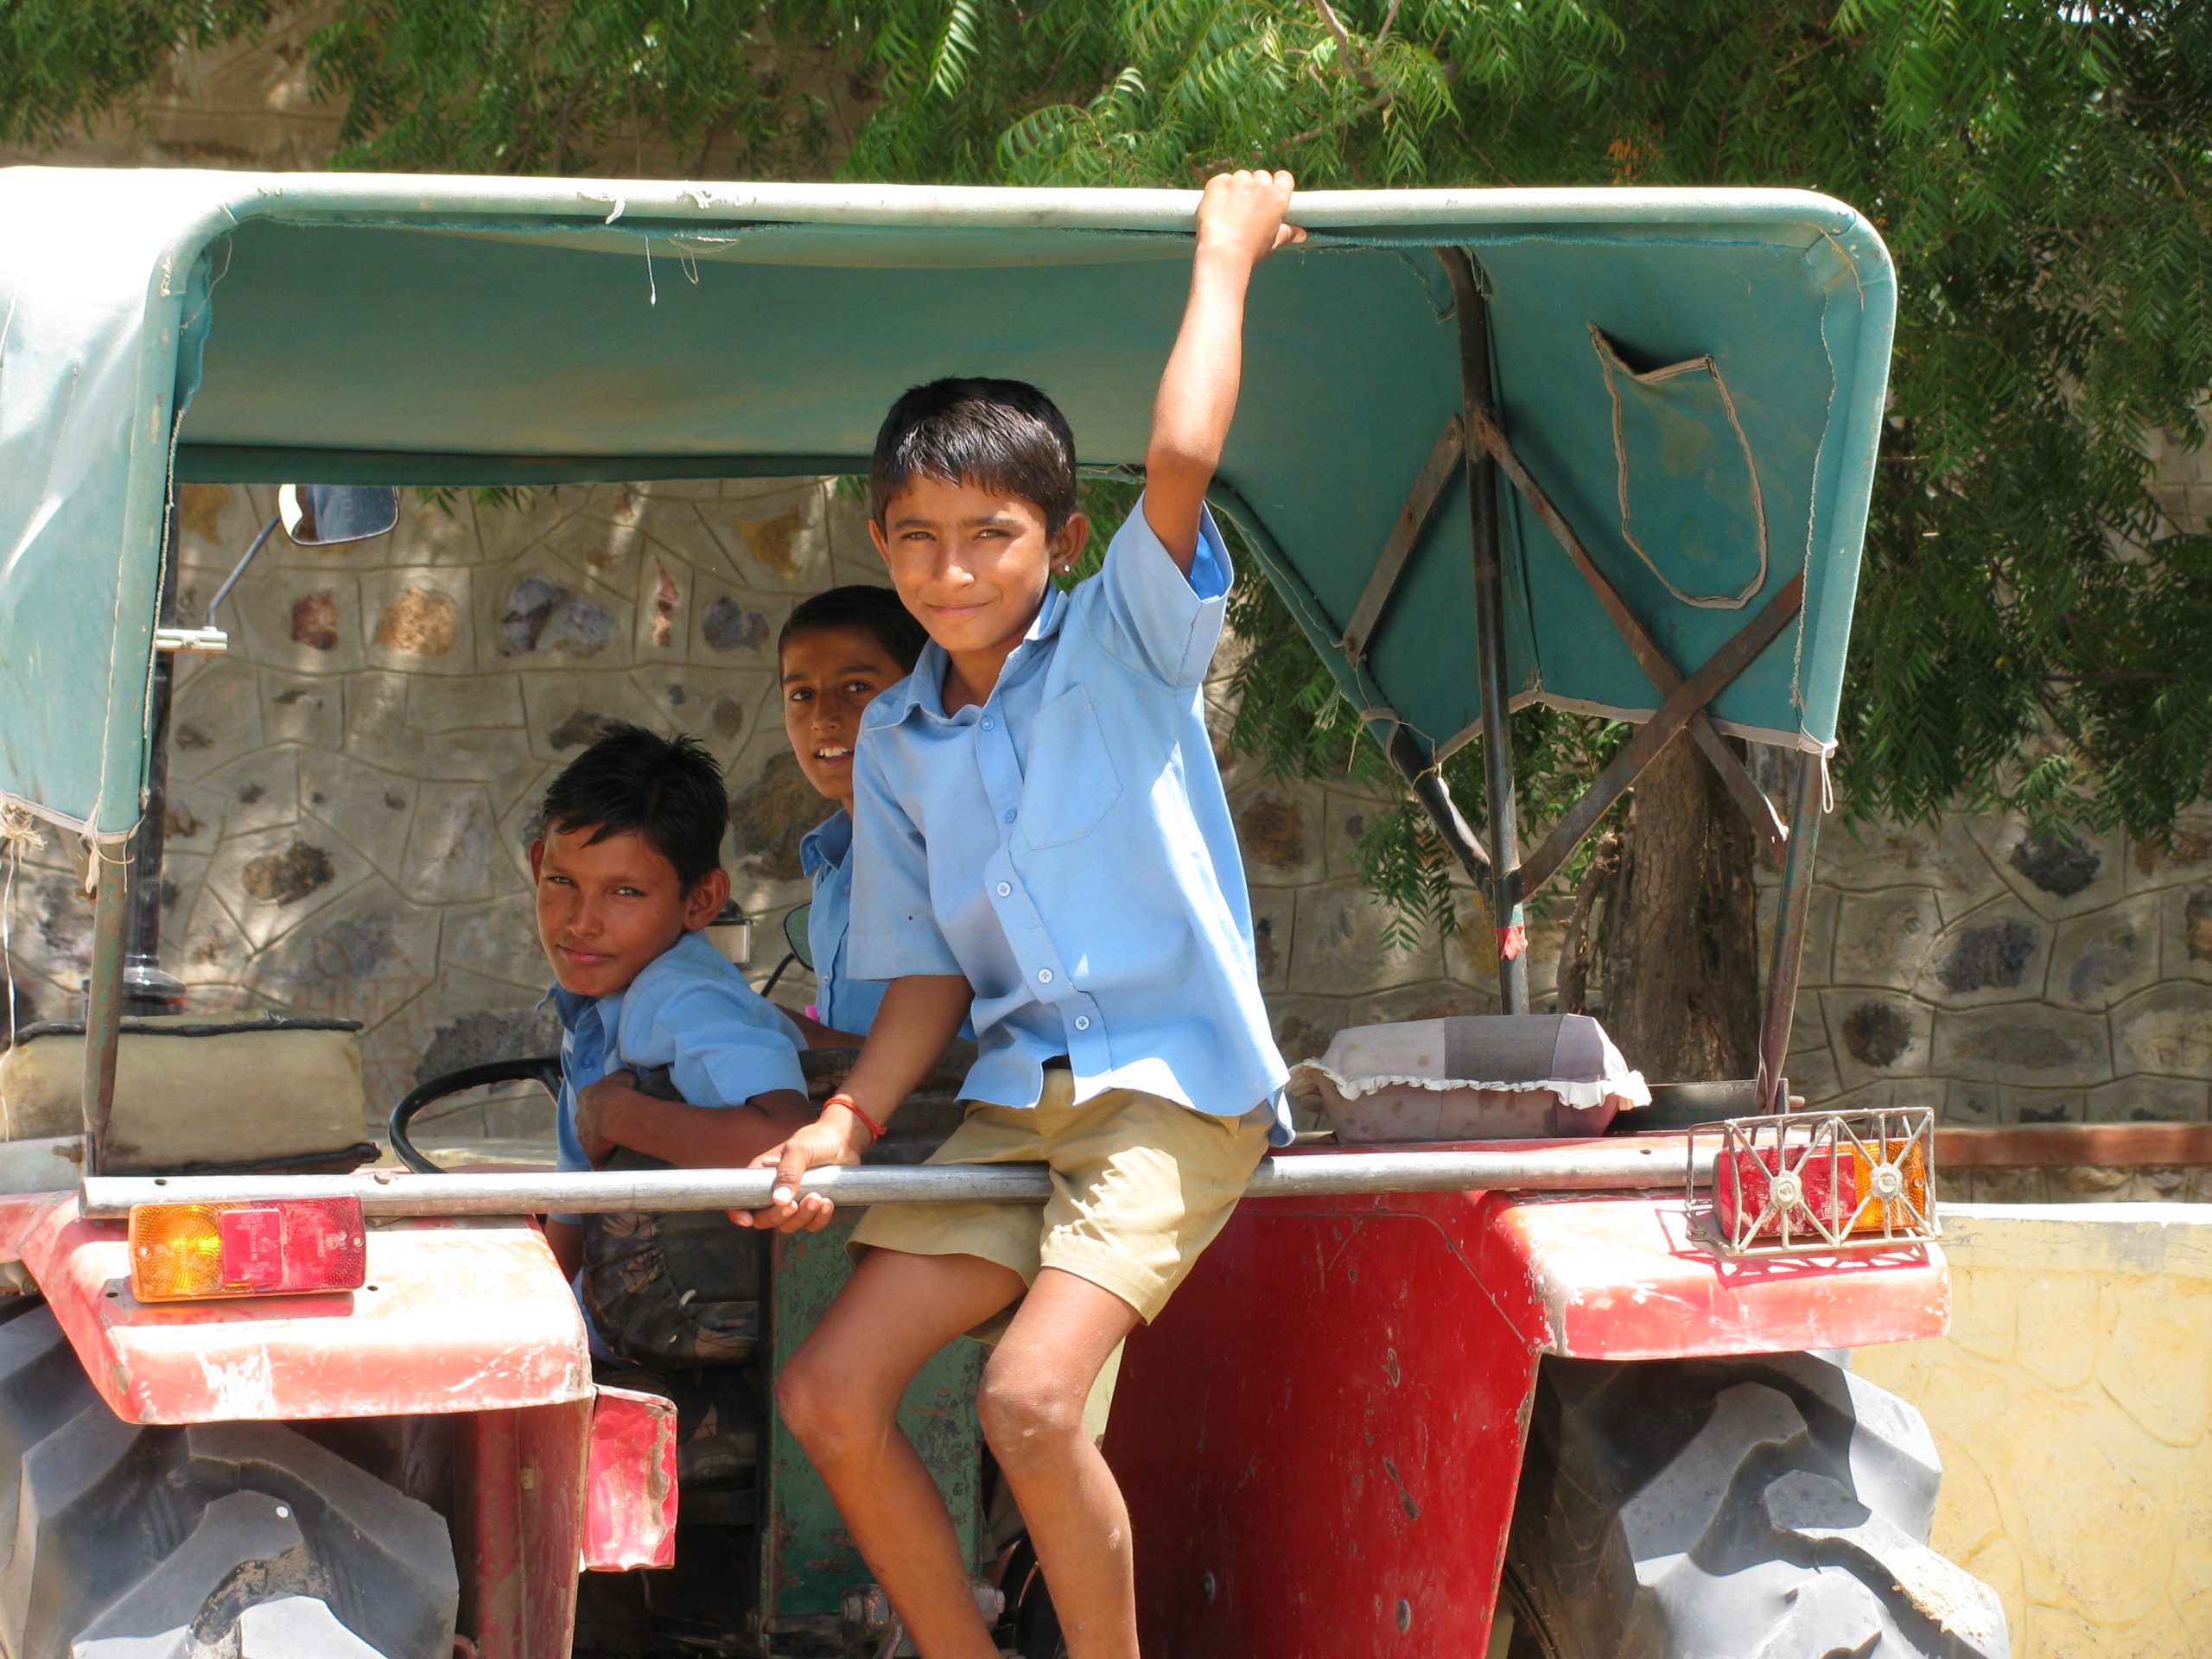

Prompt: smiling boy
[
  {"left": 531, "top": 723, "right": 810, "bottom": 1284},
  {"left": 744, "top": 170, "right": 1303, "bottom": 1659}
]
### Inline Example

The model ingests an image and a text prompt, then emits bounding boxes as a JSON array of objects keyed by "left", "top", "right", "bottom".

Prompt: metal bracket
[
  {"left": 1514, "top": 569, "right": 1805, "bottom": 901},
  {"left": 1470, "top": 407, "right": 1786, "bottom": 856},
  {"left": 1340, "top": 411, "right": 1466, "bottom": 665},
  {"left": 153, "top": 626, "right": 228, "bottom": 655}
]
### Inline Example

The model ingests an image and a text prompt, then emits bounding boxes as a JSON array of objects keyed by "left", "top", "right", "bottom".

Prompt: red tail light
[{"left": 129, "top": 1198, "right": 367, "bottom": 1301}]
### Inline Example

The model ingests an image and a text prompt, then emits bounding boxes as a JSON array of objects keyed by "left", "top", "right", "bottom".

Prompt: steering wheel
[{"left": 388, "top": 1057, "right": 563, "bottom": 1174}]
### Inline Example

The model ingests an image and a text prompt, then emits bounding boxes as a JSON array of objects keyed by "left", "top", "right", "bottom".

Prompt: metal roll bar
[{"left": 83, "top": 1141, "right": 1715, "bottom": 1220}]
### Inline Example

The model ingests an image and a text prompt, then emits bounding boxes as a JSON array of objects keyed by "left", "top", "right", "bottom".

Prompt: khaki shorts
[{"left": 849, "top": 1069, "right": 1270, "bottom": 1335}]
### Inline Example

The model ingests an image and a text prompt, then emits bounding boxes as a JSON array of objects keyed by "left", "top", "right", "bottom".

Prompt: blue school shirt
[
  {"left": 799, "top": 811, "right": 888, "bottom": 1038},
  {"left": 547, "top": 928, "right": 808, "bottom": 1211},
  {"left": 849, "top": 496, "right": 1291, "bottom": 1144}
]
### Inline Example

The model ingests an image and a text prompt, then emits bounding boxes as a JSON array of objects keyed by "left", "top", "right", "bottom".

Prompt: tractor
[{"left": 0, "top": 165, "right": 2005, "bottom": 1658}]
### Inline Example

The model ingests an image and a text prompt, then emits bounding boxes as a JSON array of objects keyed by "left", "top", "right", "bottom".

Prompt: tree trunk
[{"left": 1566, "top": 732, "right": 1761, "bottom": 1082}]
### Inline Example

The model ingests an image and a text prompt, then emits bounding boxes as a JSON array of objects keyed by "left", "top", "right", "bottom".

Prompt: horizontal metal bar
[{"left": 82, "top": 1142, "right": 1717, "bottom": 1220}]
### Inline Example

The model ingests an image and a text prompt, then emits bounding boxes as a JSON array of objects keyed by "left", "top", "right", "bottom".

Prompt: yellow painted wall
[{"left": 1854, "top": 1203, "right": 2212, "bottom": 1659}]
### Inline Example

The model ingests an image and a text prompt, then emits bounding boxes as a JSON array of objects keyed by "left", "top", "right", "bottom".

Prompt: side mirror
[{"left": 278, "top": 484, "right": 399, "bottom": 547}]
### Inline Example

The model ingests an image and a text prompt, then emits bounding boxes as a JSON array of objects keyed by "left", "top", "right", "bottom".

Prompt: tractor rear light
[
  {"left": 128, "top": 1198, "right": 367, "bottom": 1302},
  {"left": 1693, "top": 1107, "right": 1938, "bottom": 1256}
]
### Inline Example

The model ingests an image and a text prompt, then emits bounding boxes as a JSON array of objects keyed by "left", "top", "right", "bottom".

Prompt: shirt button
[
  {"left": 1074, "top": 1015, "right": 1090, "bottom": 1031},
  {"left": 996, "top": 882, "right": 1011, "bottom": 897},
  {"left": 982, "top": 716, "right": 995, "bottom": 730},
  {"left": 1003, "top": 810, "right": 1017, "bottom": 824},
  {"left": 1037, "top": 969, "right": 1053, "bottom": 984}
]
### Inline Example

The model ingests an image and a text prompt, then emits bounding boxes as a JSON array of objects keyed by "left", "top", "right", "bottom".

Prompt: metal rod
[
  {"left": 1389, "top": 727, "right": 1491, "bottom": 891},
  {"left": 80, "top": 853, "right": 131, "bottom": 1176},
  {"left": 1438, "top": 249, "right": 1527, "bottom": 1013},
  {"left": 83, "top": 1141, "right": 1718, "bottom": 1220},
  {"left": 1515, "top": 571, "right": 1805, "bottom": 901},
  {"left": 123, "top": 494, "right": 188, "bottom": 1014},
  {"left": 206, "top": 514, "right": 281, "bottom": 632},
  {"left": 1469, "top": 409, "right": 1785, "bottom": 855},
  {"left": 1341, "top": 412, "right": 1466, "bottom": 665},
  {"left": 1757, "top": 749, "right": 1827, "bottom": 1111}
]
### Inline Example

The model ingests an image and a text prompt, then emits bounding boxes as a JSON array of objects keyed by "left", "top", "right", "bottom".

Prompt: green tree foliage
[
  {"left": 0, "top": 1, "right": 270, "bottom": 148},
  {"left": 9, "top": 2, "right": 2209, "bottom": 938}
]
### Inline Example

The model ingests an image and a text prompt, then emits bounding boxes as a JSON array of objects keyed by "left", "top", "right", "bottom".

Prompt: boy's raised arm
[{"left": 1142, "top": 169, "right": 1303, "bottom": 572}]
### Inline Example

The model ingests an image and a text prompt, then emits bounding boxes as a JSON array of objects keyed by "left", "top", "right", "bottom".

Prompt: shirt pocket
[{"left": 1017, "top": 685, "right": 1123, "bottom": 850}]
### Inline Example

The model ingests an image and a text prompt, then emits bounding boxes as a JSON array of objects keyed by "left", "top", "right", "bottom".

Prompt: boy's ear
[
  {"left": 682, "top": 867, "right": 732, "bottom": 931},
  {"left": 1050, "top": 512, "right": 1091, "bottom": 576},
  {"left": 528, "top": 838, "right": 545, "bottom": 880}
]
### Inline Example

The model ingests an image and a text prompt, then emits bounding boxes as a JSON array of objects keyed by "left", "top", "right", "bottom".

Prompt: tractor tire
[
  {"left": 1500, "top": 1351, "right": 2009, "bottom": 1659},
  {"left": 0, "top": 1305, "right": 458, "bottom": 1659}
]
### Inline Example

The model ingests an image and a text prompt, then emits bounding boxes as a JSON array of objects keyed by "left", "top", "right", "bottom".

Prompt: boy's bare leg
[
  {"left": 981, "top": 1269, "right": 1145, "bottom": 1659},
  {"left": 778, "top": 1247, "right": 1025, "bottom": 1659}
]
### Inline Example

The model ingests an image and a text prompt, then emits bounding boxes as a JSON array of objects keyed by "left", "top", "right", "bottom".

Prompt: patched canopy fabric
[{"left": 0, "top": 169, "right": 1893, "bottom": 842}]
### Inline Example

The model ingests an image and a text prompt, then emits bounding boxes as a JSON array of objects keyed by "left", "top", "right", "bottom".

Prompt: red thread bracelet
[{"left": 825, "top": 1093, "right": 887, "bottom": 1146}]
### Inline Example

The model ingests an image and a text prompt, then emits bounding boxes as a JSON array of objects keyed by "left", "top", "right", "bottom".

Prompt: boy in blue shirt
[
  {"left": 746, "top": 170, "right": 1303, "bottom": 1659},
  {"left": 776, "top": 585, "right": 931, "bottom": 1044},
  {"left": 533, "top": 722, "right": 810, "bottom": 1287}
]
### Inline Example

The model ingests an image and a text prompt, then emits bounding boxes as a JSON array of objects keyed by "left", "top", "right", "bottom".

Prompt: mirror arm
[{"left": 205, "top": 513, "right": 282, "bottom": 632}]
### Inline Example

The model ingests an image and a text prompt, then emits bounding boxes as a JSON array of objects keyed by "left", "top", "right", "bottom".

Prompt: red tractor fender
[
  {"left": 1104, "top": 1184, "right": 1949, "bottom": 1659},
  {"left": 0, "top": 1191, "right": 591, "bottom": 1422}
]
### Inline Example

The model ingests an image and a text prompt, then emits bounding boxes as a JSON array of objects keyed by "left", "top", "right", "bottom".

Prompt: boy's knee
[
  {"left": 977, "top": 1356, "right": 1089, "bottom": 1466},
  {"left": 777, "top": 1350, "right": 880, "bottom": 1461}
]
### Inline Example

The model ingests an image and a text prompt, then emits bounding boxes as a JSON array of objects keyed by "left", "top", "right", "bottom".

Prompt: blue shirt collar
[
  {"left": 867, "top": 584, "right": 1069, "bottom": 732},
  {"left": 800, "top": 809, "right": 853, "bottom": 878}
]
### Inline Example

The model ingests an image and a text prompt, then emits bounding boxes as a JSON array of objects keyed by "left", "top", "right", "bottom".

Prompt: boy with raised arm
[{"left": 745, "top": 171, "right": 1303, "bottom": 1659}]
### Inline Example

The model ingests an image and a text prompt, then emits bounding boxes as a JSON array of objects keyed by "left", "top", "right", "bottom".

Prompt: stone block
[
  {"left": 156, "top": 849, "right": 212, "bottom": 948},
  {"left": 200, "top": 749, "right": 300, "bottom": 838},
  {"left": 2158, "top": 884, "right": 2212, "bottom": 984},
  {"left": 727, "top": 497, "right": 832, "bottom": 589},
  {"left": 634, "top": 558, "right": 686, "bottom": 656},
  {"left": 211, "top": 563, "right": 364, "bottom": 675},
  {"left": 381, "top": 494, "right": 485, "bottom": 569},
  {"left": 1931, "top": 1005, "right": 2112, "bottom": 1087},
  {"left": 2123, "top": 811, "right": 2212, "bottom": 893},
  {"left": 361, "top": 568, "right": 474, "bottom": 672},
  {"left": 1816, "top": 813, "right": 2005, "bottom": 922},
  {"left": 159, "top": 780, "right": 228, "bottom": 855},
  {"left": 362, "top": 966, "right": 564, "bottom": 1127},
  {"left": 1914, "top": 901, "right": 2052, "bottom": 1006},
  {"left": 205, "top": 824, "right": 371, "bottom": 951},
  {"left": 345, "top": 673, "right": 548, "bottom": 810},
  {"left": 1830, "top": 887, "right": 1942, "bottom": 990},
  {"left": 173, "top": 885, "right": 252, "bottom": 987},
  {"left": 1999, "top": 1087, "right": 2087, "bottom": 1126},
  {"left": 1820, "top": 988, "right": 1932, "bottom": 1085},
  {"left": 402, "top": 783, "right": 509, "bottom": 906},
  {"left": 1288, "top": 880, "right": 1443, "bottom": 997},
  {"left": 442, "top": 898, "right": 550, "bottom": 994},
  {"left": 1265, "top": 995, "right": 1350, "bottom": 1072},
  {"left": 2049, "top": 896, "right": 2162, "bottom": 1010},
  {"left": 1783, "top": 1044, "right": 1840, "bottom": 1106},
  {"left": 2086, "top": 1077, "right": 2206, "bottom": 1123},
  {"left": 728, "top": 748, "right": 827, "bottom": 886},
  {"left": 1968, "top": 1166, "right": 2047, "bottom": 1204},
  {"left": 2055, "top": 1164, "right": 2133, "bottom": 1200},
  {"left": 488, "top": 569, "right": 626, "bottom": 664},
  {"left": 696, "top": 591, "right": 780, "bottom": 658},
  {"left": 1988, "top": 814, "right": 2127, "bottom": 919},
  {"left": 1234, "top": 785, "right": 1322, "bottom": 885},
  {"left": 625, "top": 668, "right": 773, "bottom": 766},
  {"left": 260, "top": 671, "right": 343, "bottom": 750},
  {"left": 299, "top": 752, "right": 416, "bottom": 886},
  {"left": 1247, "top": 886, "right": 1294, "bottom": 993},
  {"left": 166, "top": 659, "right": 266, "bottom": 782},
  {"left": 244, "top": 879, "right": 441, "bottom": 1035},
  {"left": 1320, "top": 787, "right": 1395, "bottom": 883},
  {"left": 2110, "top": 982, "right": 2212, "bottom": 1078},
  {"left": 1944, "top": 1080, "right": 2004, "bottom": 1128},
  {"left": 407, "top": 674, "right": 527, "bottom": 734},
  {"left": 518, "top": 672, "right": 672, "bottom": 766},
  {"left": 1352, "top": 981, "right": 1498, "bottom": 1028},
  {"left": 524, "top": 489, "right": 650, "bottom": 589},
  {"left": 495, "top": 766, "right": 565, "bottom": 891},
  {"left": 468, "top": 486, "right": 597, "bottom": 565}
]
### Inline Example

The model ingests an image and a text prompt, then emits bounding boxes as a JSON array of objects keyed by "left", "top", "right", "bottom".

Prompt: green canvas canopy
[{"left": 0, "top": 168, "right": 1893, "bottom": 846}]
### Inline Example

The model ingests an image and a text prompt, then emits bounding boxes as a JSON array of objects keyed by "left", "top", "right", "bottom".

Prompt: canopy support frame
[
  {"left": 1440, "top": 249, "right": 1528, "bottom": 1012},
  {"left": 81, "top": 854, "right": 130, "bottom": 1176},
  {"left": 1339, "top": 412, "right": 1466, "bottom": 666},
  {"left": 1514, "top": 569, "right": 1806, "bottom": 903},
  {"left": 1467, "top": 409, "right": 1788, "bottom": 855},
  {"left": 1757, "top": 751, "right": 1826, "bottom": 1111}
]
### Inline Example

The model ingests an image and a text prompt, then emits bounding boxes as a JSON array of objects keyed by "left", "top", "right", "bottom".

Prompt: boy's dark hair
[
  {"left": 539, "top": 722, "right": 728, "bottom": 892},
  {"left": 870, "top": 378, "right": 1079, "bottom": 534},
  {"left": 778, "top": 583, "right": 930, "bottom": 672}
]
